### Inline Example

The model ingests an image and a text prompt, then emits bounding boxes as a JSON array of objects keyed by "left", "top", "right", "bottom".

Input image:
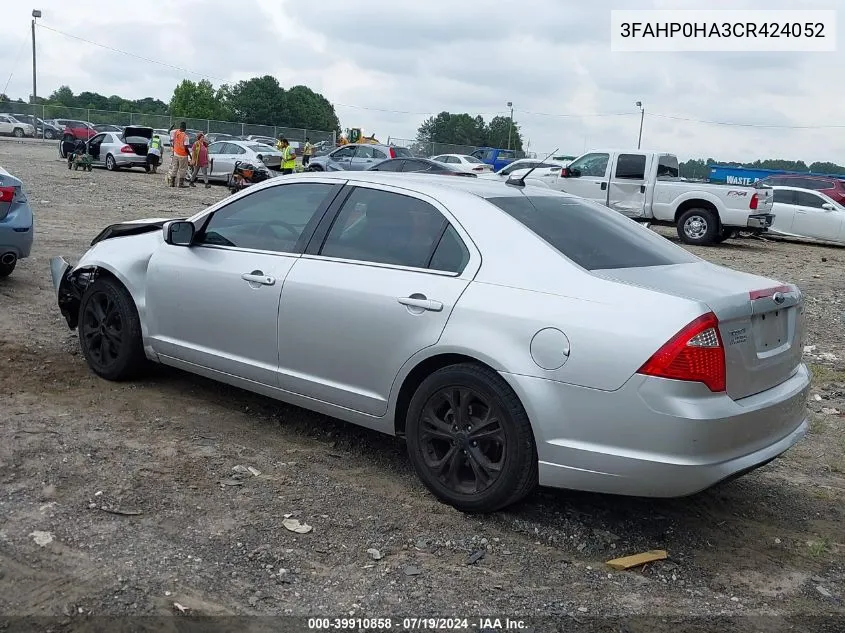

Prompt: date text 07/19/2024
[{"left": 306, "top": 617, "right": 528, "bottom": 630}]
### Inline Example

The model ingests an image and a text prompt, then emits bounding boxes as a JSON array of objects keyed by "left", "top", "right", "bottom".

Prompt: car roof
[{"left": 767, "top": 174, "right": 837, "bottom": 182}]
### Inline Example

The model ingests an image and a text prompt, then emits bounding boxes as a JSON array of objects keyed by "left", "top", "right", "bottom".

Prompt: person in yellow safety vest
[{"left": 279, "top": 138, "right": 296, "bottom": 174}]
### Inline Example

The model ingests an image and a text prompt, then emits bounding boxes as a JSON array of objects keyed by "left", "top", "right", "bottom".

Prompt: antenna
[{"left": 506, "top": 148, "right": 560, "bottom": 188}]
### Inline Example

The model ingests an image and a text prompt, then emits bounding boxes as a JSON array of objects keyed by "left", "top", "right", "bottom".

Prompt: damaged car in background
[
  {"left": 50, "top": 172, "right": 809, "bottom": 513},
  {"left": 0, "top": 165, "right": 34, "bottom": 277}
]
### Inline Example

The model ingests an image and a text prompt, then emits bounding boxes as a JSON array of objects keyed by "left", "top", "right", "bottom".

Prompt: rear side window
[
  {"left": 615, "top": 154, "right": 646, "bottom": 179},
  {"left": 429, "top": 225, "right": 470, "bottom": 273},
  {"left": 391, "top": 146, "right": 412, "bottom": 158},
  {"left": 657, "top": 155, "right": 679, "bottom": 178},
  {"left": 773, "top": 189, "right": 795, "bottom": 204},
  {"left": 485, "top": 195, "right": 698, "bottom": 270}
]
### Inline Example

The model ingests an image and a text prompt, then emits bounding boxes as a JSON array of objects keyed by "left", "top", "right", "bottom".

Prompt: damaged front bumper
[{"left": 50, "top": 256, "right": 95, "bottom": 329}]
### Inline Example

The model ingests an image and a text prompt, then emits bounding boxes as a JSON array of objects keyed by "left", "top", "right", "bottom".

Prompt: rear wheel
[
  {"left": 713, "top": 227, "right": 735, "bottom": 244},
  {"left": 0, "top": 259, "right": 16, "bottom": 277},
  {"left": 405, "top": 363, "right": 538, "bottom": 513},
  {"left": 307, "top": 164, "right": 323, "bottom": 172},
  {"left": 677, "top": 208, "right": 719, "bottom": 245},
  {"left": 78, "top": 277, "right": 146, "bottom": 381},
  {"left": 44, "top": 129, "right": 55, "bottom": 140},
  {"left": 105, "top": 154, "right": 118, "bottom": 171}
]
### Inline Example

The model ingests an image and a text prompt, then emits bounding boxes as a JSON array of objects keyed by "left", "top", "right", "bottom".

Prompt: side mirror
[
  {"left": 164, "top": 220, "right": 195, "bottom": 246},
  {"left": 822, "top": 203, "right": 836, "bottom": 211}
]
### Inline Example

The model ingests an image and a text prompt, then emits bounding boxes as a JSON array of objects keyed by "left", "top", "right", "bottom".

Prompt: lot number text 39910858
[{"left": 307, "top": 617, "right": 528, "bottom": 630}]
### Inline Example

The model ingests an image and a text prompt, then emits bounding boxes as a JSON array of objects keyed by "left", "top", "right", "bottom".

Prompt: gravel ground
[{"left": 1, "top": 140, "right": 844, "bottom": 632}]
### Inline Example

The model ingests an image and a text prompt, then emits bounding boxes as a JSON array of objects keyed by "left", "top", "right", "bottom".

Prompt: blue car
[{"left": 0, "top": 165, "right": 34, "bottom": 277}]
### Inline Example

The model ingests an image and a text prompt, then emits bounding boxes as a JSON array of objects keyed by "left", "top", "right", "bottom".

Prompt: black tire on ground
[
  {"left": 405, "top": 363, "right": 538, "bottom": 513},
  {"left": 677, "top": 208, "right": 719, "bottom": 245},
  {"left": 105, "top": 154, "right": 118, "bottom": 171},
  {"left": 0, "top": 259, "right": 16, "bottom": 278},
  {"left": 713, "top": 227, "right": 735, "bottom": 244},
  {"left": 78, "top": 277, "right": 146, "bottom": 381},
  {"left": 12, "top": 128, "right": 24, "bottom": 138},
  {"left": 306, "top": 165, "right": 323, "bottom": 171},
  {"left": 44, "top": 129, "right": 55, "bottom": 140}
]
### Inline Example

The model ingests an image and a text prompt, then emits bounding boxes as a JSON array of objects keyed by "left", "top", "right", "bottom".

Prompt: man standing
[
  {"left": 147, "top": 134, "right": 162, "bottom": 174},
  {"left": 302, "top": 137, "right": 313, "bottom": 168},
  {"left": 167, "top": 122, "right": 191, "bottom": 188},
  {"left": 279, "top": 138, "right": 296, "bottom": 175},
  {"left": 189, "top": 133, "right": 211, "bottom": 188}
]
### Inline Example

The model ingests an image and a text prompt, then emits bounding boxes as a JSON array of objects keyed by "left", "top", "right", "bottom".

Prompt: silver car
[
  {"left": 86, "top": 126, "right": 154, "bottom": 171},
  {"left": 49, "top": 173, "right": 810, "bottom": 513},
  {"left": 307, "top": 143, "right": 412, "bottom": 171},
  {"left": 206, "top": 140, "right": 283, "bottom": 181}
]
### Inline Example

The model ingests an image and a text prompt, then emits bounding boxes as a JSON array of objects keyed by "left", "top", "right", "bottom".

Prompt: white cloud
[{"left": 0, "top": 0, "right": 842, "bottom": 162}]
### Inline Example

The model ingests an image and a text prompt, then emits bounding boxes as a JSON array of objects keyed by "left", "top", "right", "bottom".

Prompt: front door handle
[
  {"left": 241, "top": 271, "right": 275, "bottom": 286},
  {"left": 398, "top": 296, "right": 443, "bottom": 312}
]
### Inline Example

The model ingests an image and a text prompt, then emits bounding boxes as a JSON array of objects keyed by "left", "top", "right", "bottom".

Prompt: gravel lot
[{"left": 1, "top": 140, "right": 844, "bottom": 632}]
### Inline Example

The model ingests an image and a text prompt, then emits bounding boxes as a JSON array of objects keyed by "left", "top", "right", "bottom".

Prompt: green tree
[
  {"left": 0, "top": 93, "right": 8, "bottom": 103},
  {"left": 225, "top": 75, "right": 286, "bottom": 125},
  {"left": 283, "top": 85, "right": 340, "bottom": 133},
  {"left": 48, "top": 85, "right": 75, "bottom": 106},
  {"left": 170, "top": 79, "right": 229, "bottom": 120},
  {"left": 417, "top": 112, "right": 523, "bottom": 150},
  {"left": 485, "top": 115, "right": 523, "bottom": 151},
  {"left": 809, "top": 161, "right": 845, "bottom": 175}
]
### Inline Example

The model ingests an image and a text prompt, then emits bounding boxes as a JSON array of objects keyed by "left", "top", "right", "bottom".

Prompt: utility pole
[
  {"left": 31, "top": 10, "right": 41, "bottom": 108},
  {"left": 636, "top": 100, "right": 644, "bottom": 149},
  {"left": 507, "top": 101, "right": 513, "bottom": 150}
]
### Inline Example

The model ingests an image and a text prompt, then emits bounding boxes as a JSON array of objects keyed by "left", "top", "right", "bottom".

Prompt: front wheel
[
  {"left": 105, "top": 154, "right": 118, "bottom": 171},
  {"left": 12, "top": 128, "right": 24, "bottom": 138},
  {"left": 677, "top": 208, "right": 719, "bottom": 245},
  {"left": 78, "top": 277, "right": 146, "bottom": 381},
  {"left": 44, "top": 129, "right": 55, "bottom": 140},
  {"left": 405, "top": 363, "right": 538, "bottom": 513},
  {"left": 306, "top": 164, "right": 323, "bottom": 172}
]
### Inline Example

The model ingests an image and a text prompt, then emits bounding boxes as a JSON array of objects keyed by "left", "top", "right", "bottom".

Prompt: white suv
[{"left": 0, "top": 115, "right": 35, "bottom": 138}]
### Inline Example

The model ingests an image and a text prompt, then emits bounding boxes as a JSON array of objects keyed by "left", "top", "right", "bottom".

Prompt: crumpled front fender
[{"left": 50, "top": 256, "right": 98, "bottom": 330}]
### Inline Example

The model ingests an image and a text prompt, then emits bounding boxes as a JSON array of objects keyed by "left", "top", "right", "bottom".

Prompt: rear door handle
[
  {"left": 600, "top": 182, "right": 607, "bottom": 190},
  {"left": 241, "top": 272, "right": 275, "bottom": 286},
  {"left": 398, "top": 296, "right": 443, "bottom": 312}
]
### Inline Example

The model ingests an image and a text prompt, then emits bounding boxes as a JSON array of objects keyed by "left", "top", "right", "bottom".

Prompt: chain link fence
[{"left": 0, "top": 102, "right": 336, "bottom": 145}]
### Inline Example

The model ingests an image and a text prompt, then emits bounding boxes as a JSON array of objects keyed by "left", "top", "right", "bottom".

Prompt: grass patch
[
  {"left": 809, "top": 363, "right": 845, "bottom": 387},
  {"left": 807, "top": 537, "right": 830, "bottom": 558},
  {"left": 809, "top": 415, "right": 827, "bottom": 435}
]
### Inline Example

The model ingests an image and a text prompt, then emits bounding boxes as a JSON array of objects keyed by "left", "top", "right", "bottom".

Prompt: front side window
[
  {"left": 320, "top": 187, "right": 448, "bottom": 268},
  {"left": 196, "top": 183, "right": 337, "bottom": 253},
  {"left": 354, "top": 146, "right": 375, "bottom": 159},
  {"left": 796, "top": 191, "right": 826, "bottom": 209},
  {"left": 485, "top": 194, "right": 698, "bottom": 271},
  {"left": 568, "top": 152, "right": 610, "bottom": 178}
]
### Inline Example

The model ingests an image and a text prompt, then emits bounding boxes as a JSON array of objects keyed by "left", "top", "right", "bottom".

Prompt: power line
[
  {"left": 2, "top": 27, "right": 31, "bottom": 96},
  {"left": 648, "top": 111, "right": 845, "bottom": 130}
]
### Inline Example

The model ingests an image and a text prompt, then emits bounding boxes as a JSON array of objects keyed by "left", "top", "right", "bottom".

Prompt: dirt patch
[{"left": 1, "top": 141, "right": 844, "bottom": 629}]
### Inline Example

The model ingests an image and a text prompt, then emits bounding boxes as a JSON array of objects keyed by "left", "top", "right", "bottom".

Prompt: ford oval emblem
[{"left": 773, "top": 292, "right": 786, "bottom": 305}]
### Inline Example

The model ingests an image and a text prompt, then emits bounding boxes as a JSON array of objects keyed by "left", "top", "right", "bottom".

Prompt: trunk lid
[
  {"left": 593, "top": 261, "right": 804, "bottom": 400},
  {"left": 122, "top": 126, "right": 153, "bottom": 141},
  {"left": 0, "top": 167, "right": 24, "bottom": 221}
]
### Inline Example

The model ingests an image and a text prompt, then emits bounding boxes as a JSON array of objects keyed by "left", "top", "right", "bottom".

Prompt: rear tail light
[
  {"left": 637, "top": 312, "right": 726, "bottom": 392},
  {"left": 120, "top": 145, "right": 133, "bottom": 153},
  {"left": 473, "top": 166, "right": 484, "bottom": 171},
  {"left": 389, "top": 147, "right": 396, "bottom": 158},
  {"left": 749, "top": 193, "right": 759, "bottom": 210},
  {"left": 0, "top": 186, "right": 15, "bottom": 203}
]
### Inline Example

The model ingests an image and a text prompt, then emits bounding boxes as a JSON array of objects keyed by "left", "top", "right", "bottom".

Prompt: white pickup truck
[{"left": 531, "top": 150, "right": 774, "bottom": 245}]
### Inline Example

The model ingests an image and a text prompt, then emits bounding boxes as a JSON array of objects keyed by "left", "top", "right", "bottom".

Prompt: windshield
[
  {"left": 247, "top": 143, "right": 275, "bottom": 152},
  {"left": 485, "top": 195, "right": 698, "bottom": 270}
]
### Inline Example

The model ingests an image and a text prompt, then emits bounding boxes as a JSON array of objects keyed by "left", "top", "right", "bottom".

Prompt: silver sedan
[
  {"left": 49, "top": 173, "right": 809, "bottom": 512},
  {"left": 206, "top": 140, "right": 283, "bottom": 182}
]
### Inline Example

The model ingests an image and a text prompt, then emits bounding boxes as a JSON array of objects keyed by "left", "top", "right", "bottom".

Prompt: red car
[
  {"left": 54, "top": 119, "right": 97, "bottom": 141},
  {"left": 761, "top": 174, "right": 845, "bottom": 205}
]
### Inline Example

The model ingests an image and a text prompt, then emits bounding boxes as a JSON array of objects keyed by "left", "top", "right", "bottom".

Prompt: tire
[
  {"left": 307, "top": 164, "right": 323, "bottom": 172},
  {"left": 713, "top": 228, "right": 734, "bottom": 244},
  {"left": 405, "top": 363, "right": 538, "bottom": 513},
  {"left": 0, "top": 259, "right": 16, "bottom": 278},
  {"left": 44, "top": 129, "right": 55, "bottom": 140},
  {"left": 78, "top": 277, "right": 146, "bottom": 381},
  {"left": 677, "top": 208, "right": 719, "bottom": 245},
  {"left": 12, "top": 128, "right": 24, "bottom": 138},
  {"left": 105, "top": 154, "right": 118, "bottom": 171}
]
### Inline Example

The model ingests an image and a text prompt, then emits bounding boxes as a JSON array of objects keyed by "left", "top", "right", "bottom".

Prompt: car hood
[
  {"left": 90, "top": 217, "right": 174, "bottom": 246},
  {"left": 122, "top": 126, "right": 153, "bottom": 140}
]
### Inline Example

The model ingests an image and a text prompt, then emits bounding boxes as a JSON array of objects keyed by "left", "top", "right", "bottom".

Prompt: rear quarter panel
[{"left": 652, "top": 181, "right": 760, "bottom": 226}]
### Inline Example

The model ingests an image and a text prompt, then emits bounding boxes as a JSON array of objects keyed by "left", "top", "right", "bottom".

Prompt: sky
[{"left": 0, "top": 0, "right": 842, "bottom": 163}]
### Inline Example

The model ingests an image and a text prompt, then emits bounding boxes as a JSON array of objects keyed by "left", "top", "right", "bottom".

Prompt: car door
[
  {"left": 558, "top": 152, "right": 611, "bottom": 203},
  {"left": 607, "top": 152, "right": 649, "bottom": 218},
  {"left": 0, "top": 116, "right": 13, "bottom": 135},
  {"left": 770, "top": 188, "right": 797, "bottom": 234},
  {"left": 327, "top": 146, "right": 355, "bottom": 170},
  {"left": 214, "top": 142, "right": 242, "bottom": 178},
  {"left": 207, "top": 142, "right": 228, "bottom": 179},
  {"left": 792, "top": 190, "right": 845, "bottom": 242},
  {"left": 348, "top": 145, "right": 377, "bottom": 170},
  {"left": 144, "top": 181, "right": 344, "bottom": 384},
  {"left": 275, "top": 183, "right": 479, "bottom": 417},
  {"left": 87, "top": 133, "right": 108, "bottom": 163}
]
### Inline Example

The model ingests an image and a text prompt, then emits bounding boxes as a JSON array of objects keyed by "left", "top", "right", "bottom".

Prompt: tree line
[
  {"left": 0, "top": 75, "right": 341, "bottom": 134},
  {"left": 416, "top": 112, "right": 525, "bottom": 151},
  {"left": 677, "top": 158, "right": 845, "bottom": 179}
]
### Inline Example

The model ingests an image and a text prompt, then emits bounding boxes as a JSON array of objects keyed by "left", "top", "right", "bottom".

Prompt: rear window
[
  {"left": 485, "top": 195, "right": 698, "bottom": 271},
  {"left": 464, "top": 156, "right": 483, "bottom": 164},
  {"left": 390, "top": 146, "right": 412, "bottom": 158}
]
